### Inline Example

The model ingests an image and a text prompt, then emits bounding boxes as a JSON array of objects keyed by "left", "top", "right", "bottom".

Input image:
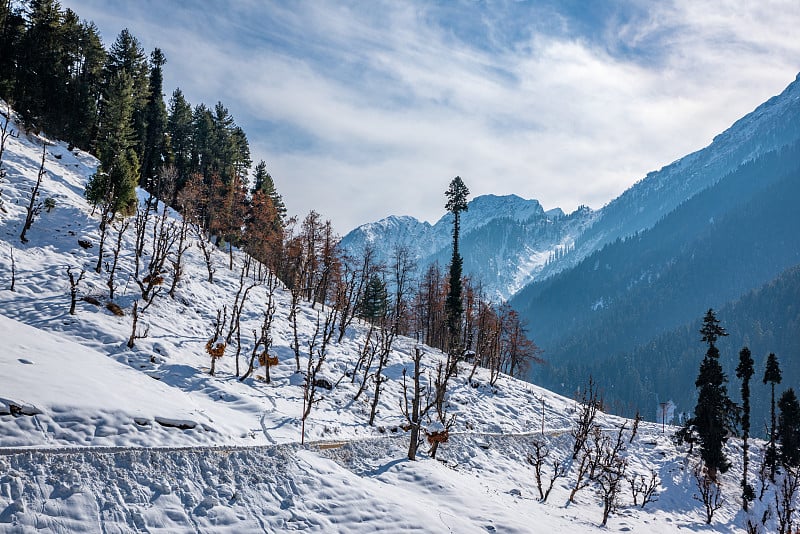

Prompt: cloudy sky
[{"left": 62, "top": 0, "right": 800, "bottom": 234}]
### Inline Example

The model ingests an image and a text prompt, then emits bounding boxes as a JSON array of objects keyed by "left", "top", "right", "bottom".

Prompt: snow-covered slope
[{"left": 0, "top": 107, "right": 780, "bottom": 532}]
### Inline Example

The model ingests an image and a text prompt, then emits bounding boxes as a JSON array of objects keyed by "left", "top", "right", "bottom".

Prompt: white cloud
[{"left": 63, "top": 0, "right": 800, "bottom": 233}]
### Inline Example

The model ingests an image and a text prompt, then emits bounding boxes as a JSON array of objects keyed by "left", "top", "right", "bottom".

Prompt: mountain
[
  {"left": 509, "top": 77, "right": 800, "bottom": 416},
  {"left": 345, "top": 74, "right": 800, "bottom": 303},
  {"left": 340, "top": 194, "right": 595, "bottom": 301},
  {"left": 0, "top": 103, "right": 779, "bottom": 533}
]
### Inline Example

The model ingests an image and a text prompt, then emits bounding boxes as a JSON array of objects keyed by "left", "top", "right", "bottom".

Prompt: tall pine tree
[
  {"left": 140, "top": 48, "right": 168, "bottom": 192},
  {"left": 691, "top": 308, "right": 732, "bottom": 479},
  {"left": 252, "top": 160, "right": 286, "bottom": 226},
  {"left": 764, "top": 352, "right": 783, "bottom": 479},
  {"left": 735, "top": 346, "right": 755, "bottom": 509},
  {"left": 444, "top": 176, "right": 469, "bottom": 356}
]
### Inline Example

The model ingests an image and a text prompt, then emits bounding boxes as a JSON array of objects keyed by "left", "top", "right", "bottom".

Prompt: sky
[{"left": 60, "top": 0, "right": 800, "bottom": 234}]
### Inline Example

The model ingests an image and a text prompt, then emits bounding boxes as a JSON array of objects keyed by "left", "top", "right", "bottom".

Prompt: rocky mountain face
[{"left": 340, "top": 194, "right": 595, "bottom": 301}]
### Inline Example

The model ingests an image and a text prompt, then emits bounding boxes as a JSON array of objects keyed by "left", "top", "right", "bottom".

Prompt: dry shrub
[
  {"left": 142, "top": 274, "right": 164, "bottom": 286},
  {"left": 105, "top": 301, "right": 124, "bottom": 316},
  {"left": 427, "top": 429, "right": 449, "bottom": 445},
  {"left": 205, "top": 340, "right": 226, "bottom": 359},
  {"left": 81, "top": 295, "right": 101, "bottom": 306},
  {"left": 258, "top": 352, "right": 279, "bottom": 367}
]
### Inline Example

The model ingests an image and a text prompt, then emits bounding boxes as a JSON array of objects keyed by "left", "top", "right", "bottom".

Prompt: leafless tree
[
  {"left": 301, "top": 306, "right": 339, "bottom": 444},
  {"left": 527, "top": 439, "right": 567, "bottom": 502},
  {"left": 241, "top": 276, "right": 278, "bottom": 382},
  {"left": 401, "top": 346, "right": 436, "bottom": 461},
  {"left": 694, "top": 462, "right": 723, "bottom": 524},
  {"left": 596, "top": 424, "right": 629, "bottom": 526},
  {"left": 206, "top": 307, "right": 227, "bottom": 376},
  {"left": 106, "top": 218, "right": 129, "bottom": 300},
  {"left": 19, "top": 143, "right": 47, "bottom": 243},
  {"left": 0, "top": 102, "right": 13, "bottom": 216},
  {"left": 9, "top": 246, "right": 15, "bottom": 291},
  {"left": 775, "top": 466, "right": 800, "bottom": 534},
  {"left": 572, "top": 377, "right": 601, "bottom": 459},
  {"left": 67, "top": 266, "right": 85, "bottom": 315},
  {"left": 226, "top": 255, "right": 256, "bottom": 376},
  {"left": 628, "top": 469, "right": 660, "bottom": 508}
]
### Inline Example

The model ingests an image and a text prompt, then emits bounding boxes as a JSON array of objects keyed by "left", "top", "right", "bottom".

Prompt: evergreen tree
[
  {"left": 777, "top": 388, "right": 800, "bottom": 468},
  {"left": 166, "top": 88, "right": 194, "bottom": 194},
  {"left": 692, "top": 309, "right": 732, "bottom": 479},
  {"left": 0, "top": 0, "right": 26, "bottom": 99},
  {"left": 444, "top": 176, "right": 469, "bottom": 354},
  {"left": 85, "top": 70, "right": 140, "bottom": 272},
  {"left": 764, "top": 352, "right": 783, "bottom": 479},
  {"left": 735, "top": 346, "right": 755, "bottom": 509},
  {"left": 104, "top": 29, "right": 149, "bottom": 157},
  {"left": 358, "top": 274, "right": 388, "bottom": 322},
  {"left": 251, "top": 160, "right": 286, "bottom": 225},
  {"left": 140, "top": 48, "right": 168, "bottom": 192}
]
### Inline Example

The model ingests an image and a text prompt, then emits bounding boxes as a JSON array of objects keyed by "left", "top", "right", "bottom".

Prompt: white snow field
[{"left": 0, "top": 108, "right": 778, "bottom": 532}]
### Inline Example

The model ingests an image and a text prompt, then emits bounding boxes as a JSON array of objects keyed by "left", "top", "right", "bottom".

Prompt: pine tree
[
  {"left": 140, "top": 48, "right": 168, "bottom": 192},
  {"left": 444, "top": 176, "right": 469, "bottom": 355},
  {"left": 166, "top": 88, "right": 194, "bottom": 194},
  {"left": 764, "top": 352, "right": 783, "bottom": 479},
  {"left": 251, "top": 160, "right": 286, "bottom": 224},
  {"left": 692, "top": 309, "right": 732, "bottom": 479},
  {"left": 735, "top": 346, "right": 755, "bottom": 509},
  {"left": 104, "top": 29, "right": 149, "bottom": 157},
  {"left": 85, "top": 70, "right": 140, "bottom": 272},
  {"left": 778, "top": 388, "right": 800, "bottom": 468},
  {"left": 358, "top": 274, "right": 388, "bottom": 322}
]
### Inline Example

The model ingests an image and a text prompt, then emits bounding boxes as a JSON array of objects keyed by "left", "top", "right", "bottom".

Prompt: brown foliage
[
  {"left": 105, "top": 301, "right": 124, "bottom": 316},
  {"left": 205, "top": 340, "right": 226, "bottom": 359}
]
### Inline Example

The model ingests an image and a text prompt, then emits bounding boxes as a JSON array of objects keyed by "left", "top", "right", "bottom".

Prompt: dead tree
[
  {"left": 9, "top": 246, "right": 15, "bottom": 291},
  {"left": 597, "top": 423, "right": 629, "bottom": 526},
  {"left": 126, "top": 300, "right": 151, "bottom": 348},
  {"left": 528, "top": 440, "right": 550, "bottom": 501},
  {"left": 67, "top": 266, "right": 85, "bottom": 315},
  {"left": 368, "top": 320, "right": 398, "bottom": 426},
  {"left": 241, "top": 276, "right": 278, "bottom": 382},
  {"left": 19, "top": 143, "right": 47, "bottom": 243},
  {"left": 206, "top": 307, "right": 227, "bottom": 376},
  {"left": 694, "top": 462, "right": 723, "bottom": 524},
  {"left": 429, "top": 361, "right": 458, "bottom": 459},
  {"left": 301, "top": 307, "right": 339, "bottom": 444},
  {"left": 775, "top": 467, "right": 800, "bottom": 534},
  {"left": 628, "top": 469, "right": 660, "bottom": 508},
  {"left": 401, "top": 346, "right": 436, "bottom": 461},
  {"left": 194, "top": 225, "right": 215, "bottom": 283},
  {"left": 226, "top": 256, "right": 256, "bottom": 376},
  {"left": 572, "top": 377, "right": 601, "bottom": 459},
  {"left": 0, "top": 102, "right": 14, "bottom": 215},
  {"left": 168, "top": 211, "right": 191, "bottom": 298},
  {"left": 106, "top": 218, "right": 129, "bottom": 300}
]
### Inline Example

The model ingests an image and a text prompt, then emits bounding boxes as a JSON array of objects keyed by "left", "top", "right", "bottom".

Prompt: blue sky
[{"left": 62, "top": 0, "right": 800, "bottom": 233}]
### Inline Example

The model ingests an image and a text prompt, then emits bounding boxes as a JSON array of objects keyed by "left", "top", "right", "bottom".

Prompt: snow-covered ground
[{"left": 0, "top": 109, "right": 779, "bottom": 532}]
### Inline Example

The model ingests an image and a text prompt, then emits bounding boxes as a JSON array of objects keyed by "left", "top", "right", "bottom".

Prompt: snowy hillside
[{"left": 0, "top": 110, "right": 784, "bottom": 532}]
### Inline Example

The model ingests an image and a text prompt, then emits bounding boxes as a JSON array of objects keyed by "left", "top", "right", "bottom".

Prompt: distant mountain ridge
[
  {"left": 340, "top": 194, "right": 595, "bottom": 300},
  {"left": 343, "top": 73, "right": 800, "bottom": 302}
]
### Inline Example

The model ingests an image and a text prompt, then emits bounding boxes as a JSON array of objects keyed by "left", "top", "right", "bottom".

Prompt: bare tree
[
  {"left": 597, "top": 424, "right": 629, "bottom": 526},
  {"left": 775, "top": 467, "right": 800, "bottom": 534},
  {"left": 0, "top": 102, "right": 13, "bottom": 216},
  {"left": 628, "top": 469, "right": 660, "bottom": 508},
  {"left": 67, "top": 266, "right": 85, "bottom": 315},
  {"left": 106, "top": 218, "right": 129, "bottom": 300},
  {"left": 241, "top": 276, "right": 278, "bottom": 382},
  {"left": 19, "top": 143, "right": 47, "bottom": 243},
  {"left": 571, "top": 377, "right": 601, "bottom": 459},
  {"left": 527, "top": 439, "right": 567, "bottom": 502},
  {"left": 226, "top": 255, "right": 256, "bottom": 376},
  {"left": 301, "top": 307, "right": 339, "bottom": 444},
  {"left": 401, "top": 346, "right": 436, "bottom": 461},
  {"left": 206, "top": 307, "right": 227, "bottom": 376},
  {"left": 694, "top": 462, "right": 723, "bottom": 524},
  {"left": 9, "top": 246, "right": 15, "bottom": 291}
]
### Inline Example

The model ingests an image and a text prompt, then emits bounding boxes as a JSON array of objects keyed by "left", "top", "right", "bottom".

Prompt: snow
[{"left": 0, "top": 106, "right": 778, "bottom": 532}]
